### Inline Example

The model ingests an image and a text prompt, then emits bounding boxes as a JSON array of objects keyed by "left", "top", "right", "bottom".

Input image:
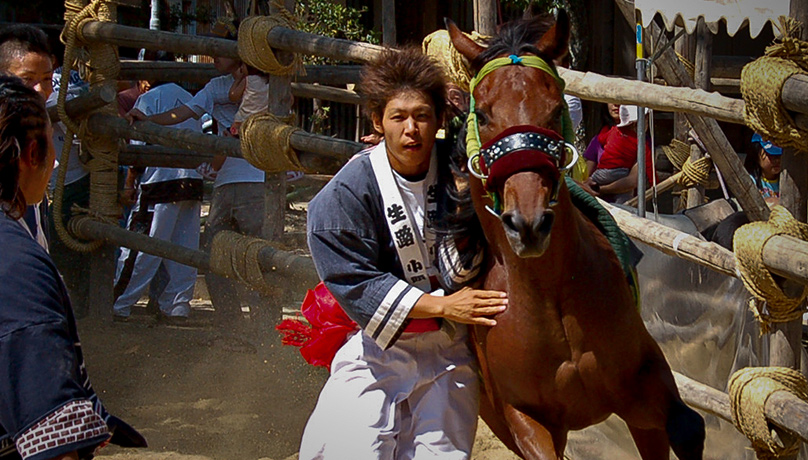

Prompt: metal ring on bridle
[
  {"left": 468, "top": 153, "right": 488, "bottom": 180},
  {"left": 560, "top": 142, "right": 580, "bottom": 172}
]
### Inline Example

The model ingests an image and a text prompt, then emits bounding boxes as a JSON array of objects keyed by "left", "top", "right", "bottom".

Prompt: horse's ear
[
  {"left": 445, "top": 18, "right": 485, "bottom": 62},
  {"left": 536, "top": 9, "right": 570, "bottom": 63}
]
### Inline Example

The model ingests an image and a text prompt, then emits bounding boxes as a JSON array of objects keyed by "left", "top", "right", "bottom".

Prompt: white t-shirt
[
  {"left": 565, "top": 94, "right": 583, "bottom": 131},
  {"left": 185, "top": 75, "right": 265, "bottom": 187},
  {"left": 133, "top": 83, "right": 202, "bottom": 185},
  {"left": 47, "top": 76, "right": 89, "bottom": 187}
]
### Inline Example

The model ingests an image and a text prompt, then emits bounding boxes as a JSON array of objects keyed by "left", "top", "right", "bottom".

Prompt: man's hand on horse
[{"left": 412, "top": 287, "right": 508, "bottom": 327}]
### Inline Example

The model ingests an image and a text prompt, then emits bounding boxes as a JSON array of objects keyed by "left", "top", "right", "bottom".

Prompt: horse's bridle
[{"left": 465, "top": 54, "right": 579, "bottom": 216}]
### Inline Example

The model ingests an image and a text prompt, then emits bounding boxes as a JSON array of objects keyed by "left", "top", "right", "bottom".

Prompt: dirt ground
[{"left": 78, "top": 180, "right": 516, "bottom": 460}]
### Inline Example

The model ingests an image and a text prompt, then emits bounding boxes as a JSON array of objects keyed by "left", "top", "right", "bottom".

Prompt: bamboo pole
[
  {"left": 473, "top": 0, "right": 497, "bottom": 36},
  {"left": 600, "top": 200, "right": 808, "bottom": 287},
  {"left": 673, "top": 372, "right": 808, "bottom": 445},
  {"left": 70, "top": 218, "right": 320, "bottom": 288},
  {"left": 85, "top": 115, "right": 362, "bottom": 162},
  {"left": 79, "top": 21, "right": 808, "bottom": 124}
]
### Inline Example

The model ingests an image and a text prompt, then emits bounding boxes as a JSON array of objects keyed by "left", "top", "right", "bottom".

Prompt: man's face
[
  {"left": 372, "top": 89, "right": 439, "bottom": 178},
  {"left": 6, "top": 51, "right": 53, "bottom": 100}
]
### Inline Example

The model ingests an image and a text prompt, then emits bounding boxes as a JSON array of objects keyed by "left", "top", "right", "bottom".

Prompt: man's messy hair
[
  {"left": 0, "top": 25, "right": 52, "bottom": 73},
  {"left": 359, "top": 46, "right": 447, "bottom": 123}
]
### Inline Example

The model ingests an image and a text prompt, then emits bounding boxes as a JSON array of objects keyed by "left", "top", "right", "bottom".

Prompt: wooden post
[
  {"left": 770, "top": 2, "right": 808, "bottom": 377},
  {"left": 673, "top": 26, "right": 693, "bottom": 142},
  {"left": 686, "top": 18, "right": 712, "bottom": 208},
  {"left": 473, "top": 0, "right": 497, "bottom": 35},
  {"left": 262, "top": 0, "right": 297, "bottom": 241},
  {"left": 382, "top": 0, "right": 396, "bottom": 46}
]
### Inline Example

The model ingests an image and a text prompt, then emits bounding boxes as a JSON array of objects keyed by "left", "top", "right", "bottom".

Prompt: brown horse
[{"left": 443, "top": 11, "right": 705, "bottom": 460}]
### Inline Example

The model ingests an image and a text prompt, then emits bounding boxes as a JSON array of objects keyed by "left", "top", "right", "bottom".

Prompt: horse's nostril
[
  {"left": 501, "top": 211, "right": 525, "bottom": 235},
  {"left": 535, "top": 211, "right": 555, "bottom": 235}
]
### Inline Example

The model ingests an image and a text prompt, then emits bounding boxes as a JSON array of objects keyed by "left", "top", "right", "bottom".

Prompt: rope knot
[
  {"left": 210, "top": 230, "right": 274, "bottom": 295},
  {"left": 238, "top": 5, "right": 303, "bottom": 76},
  {"left": 741, "top": 17, "right": 808, "bottom": 152},
  {"left": 733, "top": 206, "right": 808, "bottom": 332},
  {"left": 240, "top": 112, "right": 303, "bottom": 173},
  {"left": 729, "top": 366, "right": 808, "bottom": 459}
]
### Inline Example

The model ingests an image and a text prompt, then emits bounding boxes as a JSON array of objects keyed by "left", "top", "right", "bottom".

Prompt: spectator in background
[
  {"left": 745, "top": 132, "right": 782, "bottom": 206},
  {"left": 126, "top": 19, "right": 271, "bottom": 328},
  {"left": 586, "top": 104, "right": 654, "bottom": 204},
  {"left": 583, "top": 102, "right": 621, "bottom": 177},
  {"left": 0, "top": 75, "right": 146, "bottom": 460},
  {"left": 113, "top": 56, "right": 204, "bottom": 324}
]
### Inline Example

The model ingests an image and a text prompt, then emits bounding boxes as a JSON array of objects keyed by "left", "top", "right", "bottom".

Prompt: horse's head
[{"left": 447, "top": 11, "right": 574, "bottom": 258}]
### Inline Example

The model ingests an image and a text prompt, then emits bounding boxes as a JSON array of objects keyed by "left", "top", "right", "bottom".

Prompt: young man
[{"left": 299, "top": 47, "right": 508, "bottom": 459}]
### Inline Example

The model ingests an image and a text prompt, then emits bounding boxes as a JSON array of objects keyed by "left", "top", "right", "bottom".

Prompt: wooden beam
[
  {"left": 601, "top": 200, "right": 808, "bottom": 288},
  {"left": 80, "top": 21, "right": 808, "bottom": 123},
  {"left": 71, "top": 217, "right": 320, "bottom": 288},
  {"left": 291, "top": 82, "right": 361, "bottom": 104},
  {"left": 86, "top": 115, "right": 362, "bottom": 163},
  {"left": 47, "top": 85, "right": 117, "bottom": 122},
  {"left": 120, "top": 61, "right": 363, "bottom": 86},
  {"left": 118, "top": 60, "right": 222, "bottom": 83},
  {"left": 673, "top": 371, "right": 808, "bottom": 445},
  {"left": 118, "top": 144, "right": 211, "bottom": 168}
]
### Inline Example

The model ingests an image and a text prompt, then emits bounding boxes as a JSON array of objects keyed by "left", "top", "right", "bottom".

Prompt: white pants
[
  {"left": 299, "top": 326, "right": 479, "bottom": 460},
  {"left": 113, "top": 200, "right": 200, "bottom": 317}
]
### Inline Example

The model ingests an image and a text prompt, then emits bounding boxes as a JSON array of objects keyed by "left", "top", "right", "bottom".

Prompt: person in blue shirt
[
  {"left": 0, "top": 76, "right": 145, "bottom": 460},
  {"left": 746, "top": 132, "right": 782, "bottom": 206}
]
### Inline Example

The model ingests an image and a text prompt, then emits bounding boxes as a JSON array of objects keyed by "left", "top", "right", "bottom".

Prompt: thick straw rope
[
  {"left": 240, "top": 112, "right": 303, "bottom": 173},
  {"left": 422, "top": 29, "right": 488, "bottom": 93},
  {"left": 741, "top": 17, "right": 808, "bottom": 152},
  {"left": 210, "top": 230, "right": 274, "bottom": 295},
  {"left": 678, "top": 156, "right": 713, "bottom": 188},
  {"left": 733, "top": 206, "right": 808, "bottom": 332},
  {"left": 238, "top": 7, "right": 302, "bottom": 76},
  {"left": 54, "top": 0, "right": 120, "bottom": 252},
  {"left": 729, "top": 366, "right": 808, "bottom": 459}
]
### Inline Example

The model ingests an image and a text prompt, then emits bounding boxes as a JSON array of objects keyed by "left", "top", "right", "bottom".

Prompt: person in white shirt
[
  {"left": 126, "top": 27, "right": 268, "bottom": 327},
  {"left": 114, "top": 80, "right": 204, "bottom": 322}
]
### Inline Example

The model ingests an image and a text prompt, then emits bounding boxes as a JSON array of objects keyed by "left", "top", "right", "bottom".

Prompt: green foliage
[
  {"left": 168, "top": 3, "right": 215, "bottom": 31},
  {"left": 295, "top": 0, "right": 378, "bottom": 65}
]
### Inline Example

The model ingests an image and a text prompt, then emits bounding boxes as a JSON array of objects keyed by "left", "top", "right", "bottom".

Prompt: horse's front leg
[{"left": 503, "top": 405, "right": 566, "bottom": 460}]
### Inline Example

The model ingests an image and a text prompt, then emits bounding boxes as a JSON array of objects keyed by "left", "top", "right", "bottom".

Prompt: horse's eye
[{"left": 475, "top": 110, "right": 489, "bottom": 126}]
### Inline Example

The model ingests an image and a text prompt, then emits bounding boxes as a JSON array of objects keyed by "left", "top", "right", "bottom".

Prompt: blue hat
[{"left": 752, "top": 133, "right": 783, "bottom": 156}]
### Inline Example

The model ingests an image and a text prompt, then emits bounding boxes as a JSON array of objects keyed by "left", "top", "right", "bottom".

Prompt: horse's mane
[
  {"left": 471, "top": 14, "right": 557, "bottom": 73},
  {"left": 435, "top": 14, "right": 560, "bottom": 288}
]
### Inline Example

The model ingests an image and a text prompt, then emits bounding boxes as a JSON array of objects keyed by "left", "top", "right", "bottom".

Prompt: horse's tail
[{"left": 666, "top": 398, "right": 705, "bottom": 460}]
